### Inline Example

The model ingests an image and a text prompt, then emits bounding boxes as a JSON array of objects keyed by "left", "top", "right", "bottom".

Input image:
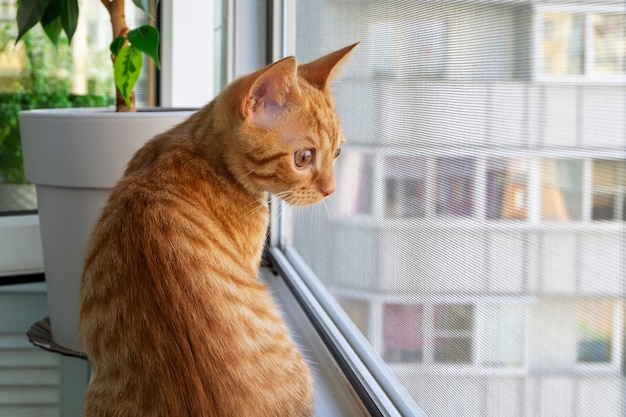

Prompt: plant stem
[{"left": 101, "top": 0, "right": 135, "bottom": 112}]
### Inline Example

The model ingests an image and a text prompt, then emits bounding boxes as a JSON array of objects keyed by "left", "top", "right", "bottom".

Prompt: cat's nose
[{"left": 319, "top": 185, "right": 335, "bottom": 197}]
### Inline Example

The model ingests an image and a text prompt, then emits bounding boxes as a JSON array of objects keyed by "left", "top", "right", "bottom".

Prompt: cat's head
[{"left": 218, "top": 43, "right": 358, "bottom": 206}]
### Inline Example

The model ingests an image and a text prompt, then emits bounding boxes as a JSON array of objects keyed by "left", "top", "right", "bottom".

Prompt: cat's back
[{"left": 79, "top": 130, "right": 314, "bottom": 417}]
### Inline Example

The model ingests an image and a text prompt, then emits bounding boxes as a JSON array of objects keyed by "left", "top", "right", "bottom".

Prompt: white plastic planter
[{"left": 20, "top": 108, "right": 195, "bottom": 352}]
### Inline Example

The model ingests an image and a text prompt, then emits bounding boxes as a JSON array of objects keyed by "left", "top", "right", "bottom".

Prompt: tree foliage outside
[{"left": 0, "top": 24, "right": 111, "bottom": 184}]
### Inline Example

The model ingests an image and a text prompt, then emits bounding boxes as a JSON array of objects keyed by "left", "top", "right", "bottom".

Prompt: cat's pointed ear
[
  {"left": 243, "top": 56, "right": 299, "bottom": 128},
  {"left": 298, "top": 42, "right": 359, "bottom": 90}
]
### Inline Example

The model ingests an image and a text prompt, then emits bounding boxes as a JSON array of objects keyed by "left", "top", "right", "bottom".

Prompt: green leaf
[
  {"left": 16, "top": 0, "right": 50, "bottom": 42},
  {"left": 127, "top": 25, "right": 160, "bottom": 69},
  {"left": 110, "top": 36, "right": 126, "bottom": 57},
  {"left": 42, "top": 17, "right": 62, "bottom": 45},
  {"left": 41, "top": 0, "right": 61, "bottom": 25},
  {"left": 131, "top": 0, "right": 151, "bottom": 15},
  {"left": 60, "top": 0, "right": 78, "bottom": 42},
  {"left": 114, "top": 45, "right": 143, "bottom": 108},
  {"left": 131, "top": 0, "right": 159, "bottom": 18}
]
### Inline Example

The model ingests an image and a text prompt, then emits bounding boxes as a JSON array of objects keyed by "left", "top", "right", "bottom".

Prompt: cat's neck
[
  {"left": 126, "top": 102, "right": 270, "bottom": 269},
  {"left": 177, "top": 102, "right": 271, "bottom": 267},
  {"left": 181, "top": 102, "right": 265, "bottom": 202}
]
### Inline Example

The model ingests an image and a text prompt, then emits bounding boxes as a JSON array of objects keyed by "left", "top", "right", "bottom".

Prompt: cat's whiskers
[
  {"left": 267, "top": 191, "right": 299, "bottom": 232},
  {"left": 242, "top": 200, "right": 268, "bottom": 219},
  {"left": 241, "top": 168, "right": 257, "bottom": 180},
  {"left": 320, "top": 198, "right": 331, "bottom": 221},
  {"left": 274, "top": 190, "right": 295, "bottom": 201},
  {"left": 244, "top": 183, "right": 264, "bottom": 201}
]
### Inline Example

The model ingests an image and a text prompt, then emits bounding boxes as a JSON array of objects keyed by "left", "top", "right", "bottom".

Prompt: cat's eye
[
  {"left": 334, "top": 148, "right": 342, "bottom": 159},
  {"left": 294, "top": 149, "right": 314, "bottom": 168}
]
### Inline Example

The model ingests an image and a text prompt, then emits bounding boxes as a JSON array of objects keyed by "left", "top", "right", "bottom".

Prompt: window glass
[
  {"left": 542, "top": 12, "right": 585, "bottom": 76},
  {"left": 541, "top": 159, "right": 582, "bottom": 221},
  {"left": 592, "top": 14, "right": 625, "bottom": 75},
  {"left": 577, "top": 299, "right": 614, "bottom": 363},
  {"left": 385, "top": 156, "right": 426, "bottom": 218},
  {"left": 289, "top": 1, "right": 624, "bottom": 415},
  {"left": 433, "top": 304, "right": 474, "bottom": 364},
  {"left": 592, "top": 159, "right": 625, "bottom": 221},
  {"left": 540, "top": 11, "right": 626, "bottom": 79},
  {"left": 383, "top": 304, "right": 423, "bottom": 363},
  {"left": 487, "top": 158, "right": 529, "bottom": 220},
  {"left": 436, "top": 158, "right": 475, "bottom": 218}
]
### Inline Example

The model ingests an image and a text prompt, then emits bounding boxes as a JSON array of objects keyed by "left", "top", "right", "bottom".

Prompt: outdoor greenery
[
  {"left": 16, "top": 0, "right": 160, "bottom": 111},
  {"left": 0, "top": 92, "right": 110, "bottom": 184},
  {"left": 0, "top": 27, "right": 111, "bottom": 184},
  {"left": 1, "top": 0, "right": 161, "bottom": 185}
]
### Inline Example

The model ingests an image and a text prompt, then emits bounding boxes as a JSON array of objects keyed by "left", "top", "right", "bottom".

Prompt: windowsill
[
  {"left": 260, "top": 267, "right": 370, "bottom": 417},
  {"left": 0, "top": 214, "right": 44, "bottom": 280}
]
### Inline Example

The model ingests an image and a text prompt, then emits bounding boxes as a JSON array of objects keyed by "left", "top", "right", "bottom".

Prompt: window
[
  {"left": 436, "top": 158, "right": 476, "bottom": 218},
  {"left": 385, "top": 157, "right": 426, "bottom": 218},
  {"left": 382, "top": 302, "right": 526, "bottom": 368},
  {"left": 383, "top": 304, "right": 424, "bottom": 363},
  {"left": 1, "top": 1, "right": 623, "bottom": 415},
  {"left": 0, "top": 1, "right": 167, "bottom": 279},
  {"left": 541, "top": 159, "right": 583, "bottom": 221},
  {"left": 537, "top": 7, "right": 626, "bottom": 82},
  {"left": 576, "top": 299, "right": 619, "bottom": 364},
  {"left": 487, "top": 158, "right": 529, "bottom": 220},
  {"left": 0, "top": 1, "right": 154, "bottom": 215},
  {"left": 541, "top": 12, "right": 586, "bottom": 76},
  {"left": 434, "top": 304, "right": 474, "bottom": 364},
  {"left": 282, "top": 1, "right": 625, "bottom": 416},
  {"left": 592, "top": 159, "right": 625, "bottom": 221},
  {"left": 0, "top": 1, "right": 140, "bottom": 279},
  {"left": 344, "top": 154, "right": 621, "bottom": 224},
  {"left": 592, "top": 14, "right": 625, "bottom": 75}
]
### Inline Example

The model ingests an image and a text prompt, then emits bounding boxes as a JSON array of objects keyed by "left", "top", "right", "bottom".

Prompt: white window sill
[
  {"left": 260, "top": 266, "right": 370, "bottom": 416},
  {"left": 0, "top": 214, "right": 44, "bottom": 280},
  {"left": 264, "top": 247, "right": 428, "bottom": 417}
]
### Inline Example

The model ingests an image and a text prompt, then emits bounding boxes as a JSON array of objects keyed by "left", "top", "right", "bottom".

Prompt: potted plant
[{"left": 16, "top": 0, "right": 194, "bottom": 353}]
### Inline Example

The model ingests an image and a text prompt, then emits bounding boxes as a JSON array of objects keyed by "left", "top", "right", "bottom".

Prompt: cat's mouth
[{"left": 274, "top": 189, "right": 329, "bottom": 207}]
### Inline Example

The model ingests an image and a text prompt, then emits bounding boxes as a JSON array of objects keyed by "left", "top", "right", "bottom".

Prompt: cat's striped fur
[{"left": 79, "top": 43, "right": 357, "bottom": 417}]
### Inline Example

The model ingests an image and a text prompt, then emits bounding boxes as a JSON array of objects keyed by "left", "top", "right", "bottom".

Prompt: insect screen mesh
[{"left": 287, "top": 1, "right": 626, "bottom": 416}]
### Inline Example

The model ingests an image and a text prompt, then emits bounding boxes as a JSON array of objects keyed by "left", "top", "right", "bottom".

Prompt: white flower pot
[{"left": 19, "top": 108, "right": 194, "bottom": 353}]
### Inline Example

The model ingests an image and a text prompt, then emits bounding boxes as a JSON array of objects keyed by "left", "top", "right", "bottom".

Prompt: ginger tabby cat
[{"left": 79, "top": 43, "right": 357, "bottom": 417}]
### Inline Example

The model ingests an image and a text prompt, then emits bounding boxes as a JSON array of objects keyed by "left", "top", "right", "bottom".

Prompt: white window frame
[
  {"left": 159, "top": 0, "right": 215, "bottom": 107},
  {"left": 533, "top": 4, "right": 626, "bottom": 84}
]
